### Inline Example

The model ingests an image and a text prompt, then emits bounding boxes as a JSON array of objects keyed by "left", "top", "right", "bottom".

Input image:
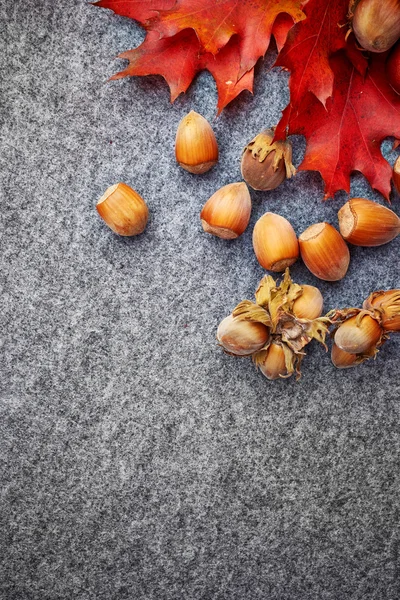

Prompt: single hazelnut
[
  {"left": 299, "top": 222, "right": 350, "bottom": 281},
  {"left": 338, "top": 198, "right": 400, "bottom": 246},
  {"left": 175, "top": 111, "right": 218, "bottom": 174},
  {"left": 200, "top": 182, "right": 251, "bottom": 239},
  {"left": 253, "top": 212, "right": 299, "bottom": 271},
  {"left": 96, "top": 182, "right": 148, "bottom": 236}
]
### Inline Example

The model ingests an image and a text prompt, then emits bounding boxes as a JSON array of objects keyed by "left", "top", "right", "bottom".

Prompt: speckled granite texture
[{"left": 1, "top": 1, "right": 400, "bottom": 599}]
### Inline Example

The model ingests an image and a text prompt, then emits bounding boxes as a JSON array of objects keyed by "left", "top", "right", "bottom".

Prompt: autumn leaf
[
  {"left": 112, "top": 29, "right": 254, "bottom": 112},
  {"left": 275, "top": 0, "right": 366, "bottom": 109},
  {"left": 94, "top": 0, "right": 176, "bottom": 24},
  {"left": 272, "top": 13, "right": 299, "bottom": 53},
  {"left": 106, "top": 16, "right": 293, "bottom": 111},
  {"left": 95, "top": 0, "right": 400, "bottom": 198},
  {"left": 111, "top": 30, "right": 203, "bottom": 102},
  {"left": 96, "top": 0, "right": 306, "bottom": 78},
  {"left": 282, "top": 52, "right": 400, "bottom": 200},
  {"left": 149, "top": 0, "right": 306, "bottom": 76},
  {"left": 203, "top": 37, "right": 255, "bottom": 113}
]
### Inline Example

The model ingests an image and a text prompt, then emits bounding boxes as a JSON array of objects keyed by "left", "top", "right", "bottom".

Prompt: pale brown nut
[
  {"left": 334, "top": 314, "right": 383, "bottom": 354},
  {"left": 338, "top": 198, "right": 400, "bottom": 246},
  {"left": 257, "top": 342, "right": 289, "bottom": 380},
  {"left": 217, "top": 314, "right": 270, "bottom": 356},
  {"left": 291, "top": 285, "right": 324, "bottom": 320}
]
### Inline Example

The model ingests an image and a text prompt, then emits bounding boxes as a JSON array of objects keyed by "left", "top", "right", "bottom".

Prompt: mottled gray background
[{"left": 1, "top": 1, "right": 400, "bottom": 599}]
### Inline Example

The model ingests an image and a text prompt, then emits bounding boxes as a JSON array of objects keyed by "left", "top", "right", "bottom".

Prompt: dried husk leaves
[
  {"left": 242, "top": 128, "right": 297, "bottom": 180},
  {"left": 327, "top": 303, "right": 392, "bottom": 367},
  {"left": 219, "top": 272, "right": 399, "bottom": 376},
  {"left": 224, "top": 269, "right": 330, "bottom": 380}
]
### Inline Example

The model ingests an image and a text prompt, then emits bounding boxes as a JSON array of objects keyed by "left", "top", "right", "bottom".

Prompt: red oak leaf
[
  {"left": 203, "top": 39, "right": 254, "bottom": 113},
  {"left": 96, "top": 0, "right": 296, "bottom": 53},
  {"left": 275, "top": 0, "right": 366, "bottom": 108},
  {"left": 95, "top": 0, "right": 303, "bottom": 107},
  {"left": 112, "top": 29, "right": 254, "bottom": 112},
  {"left": 94, "top": 0, "right": 176, "bottom": 24},
  {"left": 150, "top": 0, "right": 306, "bottom": 76},
  {"left": 272, "top": 13, "right": 298, "bottom": 53},
  {"left": 282, "top": 52, "right": 400, "bottom": 200}
]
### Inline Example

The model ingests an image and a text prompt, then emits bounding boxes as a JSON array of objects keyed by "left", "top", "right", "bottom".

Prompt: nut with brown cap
[
  {"left": 241, "top": 128, "right": 296, "bottom": 191},
  {"left": 175, "top": 111, "right": 218, "bottom": 174},
  {"left": 200, "top": 182, "right": 251, "bottom": 239},
  {"left": 338, "top": 198, "right": 400, "bottom": 246},
  {"left": 253, "top": 212, "right": 299, "bottom": 272},
  {"left": 299, "top": 222, "right": 350, "bottom": 281}
]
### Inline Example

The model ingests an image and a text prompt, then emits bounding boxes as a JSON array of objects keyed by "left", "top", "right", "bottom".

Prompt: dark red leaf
[{"left": 283, "top": 52, "right": 400, "bottom": 199}]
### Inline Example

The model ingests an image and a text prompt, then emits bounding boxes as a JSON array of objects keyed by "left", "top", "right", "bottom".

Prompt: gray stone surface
[{"left": 1, "top": 1, "right": 400, "bottom": 598}]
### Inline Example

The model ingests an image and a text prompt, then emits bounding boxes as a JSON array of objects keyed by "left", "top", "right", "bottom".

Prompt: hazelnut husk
[
  {"left": 241, "top": 128, "right": 296, "bottom": 191},
  {"left": 217, "top": 269, "right": 330, "bottom": 381},
  {"left": 327, "top": 302, "right": 393, "bottom": 369},
  {"left": 363, "top": 289, "right": 400, "bottom": 331}
]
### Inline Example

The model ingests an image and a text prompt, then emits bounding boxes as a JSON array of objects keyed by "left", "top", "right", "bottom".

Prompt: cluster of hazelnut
[
  {"left": 172, "top": 111, "right": 400, "bottom": 378},
  {"left": 217, "top": 269, "right": 330, "bottom": 380},
  {"left": 329, "top": 289, "right": 400, "bottom": 369},
  {"left": 94, "top": 109, "right": 400, "bottom": 380},
  {"left": 218, "top": 270, "right": 400, "bottom": 379},
  {"left": 172, "top": 112, "right": 400, "bottom": 283}
]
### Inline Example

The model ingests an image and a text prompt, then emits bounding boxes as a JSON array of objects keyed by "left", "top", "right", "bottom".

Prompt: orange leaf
[
  {"left": 113, "top": 29, "right": 253, "bottom": 112},
  {"left": 272, "top": 13, "right": 298, "bottom": 53},
  {"left": 152, "top": 0, "right": 306, "bottom": 76}
]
